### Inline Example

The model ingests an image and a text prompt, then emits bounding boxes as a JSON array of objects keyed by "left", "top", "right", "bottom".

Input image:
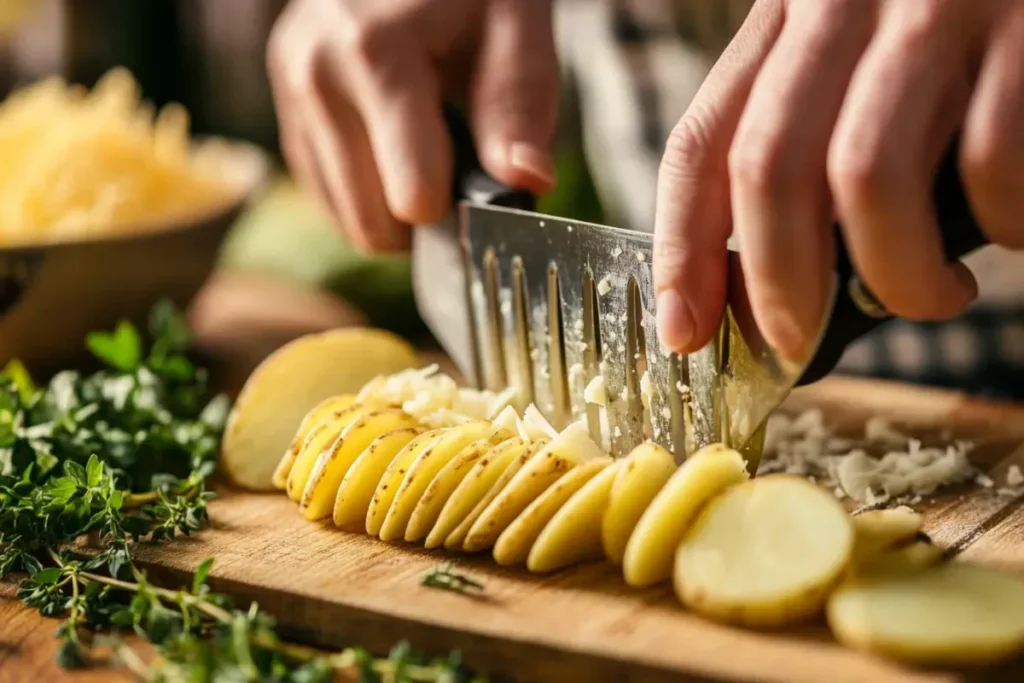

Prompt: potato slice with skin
[
  {"left": 272, "top": 395, "right": 356, "bottom": 489},
  {"left": 602, "top": 442, "right": 676, "bottom": 564},
  {"left": 442, "top": 440, "right": 546, "bottom": 551},
  {"left": 675, "top": 475, "right": 854, "bottom": 628},
  {"left": 286, "top": 404, "right": 379, "bottom": 502},
  {"left": 406, "top": 437, "right": 517, "bottom": 543},
  {"left": 300, "top": 409, "right": 419, "bottom": 520},
  {"left": 332, "top": 427, "right": 423, "bottom": 528},
  {"left": 851, "top": 508, "right": 924, "bottom": 564},
  {"left": 463, "top": 423, "right": 601, "bottom": 553},
  {"left": 527, "top": 460, "right": 622, "bottom": 573},
  {"left": 380, "top": 421, "right": 501, "bottom": 542},
  {"left": 623, "top": 443, "right": 748, "bottom": 587},
  {"left": 221, "top": 328, "right": 418, "bottom": 491},
  {"left": 828, "top": 562, "right": 1024, "bottom": 665},
  {"left": 425, "top": 438, "right": 530, "bottom": 550},
  {"left": 366, "top": 430, "right": 445, "bottom": 536},
  {"left": 494, "top": 457, "right": 613, "bottom": 566}
]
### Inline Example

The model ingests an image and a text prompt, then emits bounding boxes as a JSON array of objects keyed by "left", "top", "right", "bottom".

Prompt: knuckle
[
  {"left": 727, "top": 128, "right": 797, "bottom": 196},
  {"left": 661, "top": 115, "right": 715, "bottom": 183},
  {"left": 889, "top": 2, "right": 951, "bottom": 52},
  {"left": 827, "top": 140, "right": 898, "bottom": 209},
  {"left": 341, "top": 13, "right": 399, "bottom": 67}
]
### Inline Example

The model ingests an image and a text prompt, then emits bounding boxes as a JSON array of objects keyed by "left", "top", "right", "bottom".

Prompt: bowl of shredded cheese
[{"left": 0, "top": 67, "right": 270, "bottom": 372}]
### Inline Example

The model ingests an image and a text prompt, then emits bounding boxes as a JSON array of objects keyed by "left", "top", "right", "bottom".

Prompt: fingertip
[
  {"left": 480, "top": 140, "right": 557, "bottom": 195},
  {"left": 656, "top": 288, "right": 695, "bottom": 353}
]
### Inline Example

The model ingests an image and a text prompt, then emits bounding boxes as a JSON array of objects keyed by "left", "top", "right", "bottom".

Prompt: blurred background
[{"left": 0, "top": 0, "right": 603, "bottom": 366}]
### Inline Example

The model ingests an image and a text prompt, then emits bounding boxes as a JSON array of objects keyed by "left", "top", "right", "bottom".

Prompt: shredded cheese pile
[{"left": 762, "top": 410, "right": 977, "bottom": 505}]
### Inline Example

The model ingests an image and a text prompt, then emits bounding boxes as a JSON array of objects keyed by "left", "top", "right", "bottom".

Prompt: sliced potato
[
  {"left": 332, "top": 427, "right": 422, "bottom": 528},
  {"left": 425, "top": 437, "right": 530, "bottom": 550},
  {"left": 525, "top": 460, "right": 622, "bottom": 573},
  {"left": 222, "top": 328, "right": 418, "bottom": 491},
  {"left": 444, "top": 440, "right": 547, "bottom": 550},
  {"left": 272, "top": 395, "right": 355, "bottom": 489},
  {"left": 406, "top": 437, "right": 515, "bottom": 543},
  {"left": 463, "top": 423, "right": 601, "bottom": 553},
  {"left": 852, "top": 540, "right": 943, "bottom": 578},
  {"left": 828, "top": 562, "right": 1024, "bottom": 665},
  {"left": 851, "top": 508, "right": 924, "bottom": 564},
  {"left": 300, "top": 409, "right": 419, "bottom": 520},
  {"left": 602, "top": 442, "right": 676, "bottom": 564},
  {"left": 675, "top": 475, "right": 853, "bottom": 628},
  {"left": 379, "top": 421, "right": 500, "bottom": 542},
  {"left": 494, "top": 457, "right": 613, "bottom": 566},
  {"left": 623, "top": 443, "right": 748, "bottom": 587},
  {"left": 366, "top": 430, "right": 444, "bottom": 536},
  {"left": 286, "top": 404, "right": 379, "bottom": 502}
]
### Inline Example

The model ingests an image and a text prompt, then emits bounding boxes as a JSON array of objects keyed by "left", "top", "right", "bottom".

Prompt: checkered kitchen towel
[{"left": 552, "top": 0, "right": 1024, "bottom": 399}]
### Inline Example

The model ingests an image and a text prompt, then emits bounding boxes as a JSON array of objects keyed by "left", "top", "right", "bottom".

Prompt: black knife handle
[
  {"left": 444, "top": 104, "right": 535, "bottom": 211},
  {"left": 796, "top": 138, "right": 989, "bottom": 386}
]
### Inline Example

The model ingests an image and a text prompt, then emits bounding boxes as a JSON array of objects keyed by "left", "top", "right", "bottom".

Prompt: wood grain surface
[
  {"left": 115, "top": 376, "right": 1024, "bottom": 683},
  {"left": 4, "top": 273, "right": 1024, "bottom": 683}
]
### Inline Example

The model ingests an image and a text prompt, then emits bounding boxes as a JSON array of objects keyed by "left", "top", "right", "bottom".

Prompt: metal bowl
[{"left": 0, "top": 138, "right": 271, "bottom": 374}]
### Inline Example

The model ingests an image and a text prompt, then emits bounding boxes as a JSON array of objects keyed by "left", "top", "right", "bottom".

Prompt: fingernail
[
  {"left": 508, "top": 142, "right": 556, "bottom": 188},
  {"left": 657, "top": 288, "right": 694, "bottom": 352}
]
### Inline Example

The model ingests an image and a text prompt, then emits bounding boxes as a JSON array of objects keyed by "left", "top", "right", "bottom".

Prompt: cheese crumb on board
[
  {"left": 597, "top": 276, "right": 612, "bottom": 296},
  {"left": 1007, "top": 465, "right": 1024, "bottom": 487},
  {"left": 762, "top": 409, "right": 975, "bottom": 505}
]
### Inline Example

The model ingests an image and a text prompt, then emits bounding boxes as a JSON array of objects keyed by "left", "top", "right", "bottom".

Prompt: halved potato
[
  {"left": 602, "top": 442, "right": 676, "bottom": 564},
  {"left": 623, "top": 443, "right": 748, "bottom": 587},
  {"left": 828, "top": 562, "right": 1024, "bottom": 665},
  {"left": 675, "top": 475, "right": 854, "bottom": 628},
  {"left": 222, "top": 328, "right": 418, "bottom": 490}
]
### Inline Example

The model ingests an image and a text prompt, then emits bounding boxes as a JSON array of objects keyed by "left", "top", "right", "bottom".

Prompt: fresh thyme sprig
[
  {"left": 421, "top": 563, "right": 485, "bottom": 595},
  {"left": 0, "top": 302, "right": 484, "bottom": 682}
]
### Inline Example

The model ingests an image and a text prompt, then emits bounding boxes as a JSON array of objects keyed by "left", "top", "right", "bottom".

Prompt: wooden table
[{"left": 3, "top": 271, "right": 1024, "bottom": 682}]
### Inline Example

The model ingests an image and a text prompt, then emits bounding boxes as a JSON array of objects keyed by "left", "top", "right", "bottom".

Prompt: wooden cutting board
[{"left": 126, "top": 376, "right": 1024, "bottom": 683}]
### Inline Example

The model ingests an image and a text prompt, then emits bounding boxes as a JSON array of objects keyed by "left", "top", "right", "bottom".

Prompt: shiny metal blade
[
  {"left": 415, "top": 200, "right": 833, "bottom": 469},
  {"left": 411, "top": 215, "right": 479, "bottom": 386}
]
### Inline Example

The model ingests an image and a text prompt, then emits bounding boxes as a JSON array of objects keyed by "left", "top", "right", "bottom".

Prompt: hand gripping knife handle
[
  {"left": 440, "top": 104, "right": 990, "bottom": 387},
  {"left": 798, "top": 140, "right": 989, "bottom": 385}
]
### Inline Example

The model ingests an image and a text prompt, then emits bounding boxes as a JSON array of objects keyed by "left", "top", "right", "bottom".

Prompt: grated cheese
[
  {"left": 1007, "top": 465, "right": 1024, "bottom": 488},
  {"left": 583, "top": 375, "right": 608, "bottom": 406},
  {"left": 762, "top": 409, "right": 976, "bottom": 505}
]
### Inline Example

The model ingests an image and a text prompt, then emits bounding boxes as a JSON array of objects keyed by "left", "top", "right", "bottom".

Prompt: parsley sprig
[{"left": 0, "top": 302, "right": 484, "bottom": 682}]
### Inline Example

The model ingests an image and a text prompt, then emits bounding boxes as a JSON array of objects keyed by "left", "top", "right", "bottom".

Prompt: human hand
[
  {"left": 654, "top": 0, "right": 1024, "bottom": 361},
  {"left": 267, "top": 0, "right": 558, "bottom": 252}
]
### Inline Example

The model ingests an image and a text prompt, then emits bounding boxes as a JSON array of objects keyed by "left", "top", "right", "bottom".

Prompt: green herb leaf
[
  {"left": 85, "top": 454, "right": 102, "bottom": 487},
  {"left": 192, "top": 557, "right": 214, "bottom": 594},
  {"left": 31, "top": 567, "right": 64, "bottom": 584},
  {"left": 86, "top": 320, "right": 142, "bottom": 371}
]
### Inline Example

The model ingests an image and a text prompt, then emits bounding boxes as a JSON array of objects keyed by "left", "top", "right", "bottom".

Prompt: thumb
[{"left": 469, "top": 0, "right": 559, "bottom": 194}]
